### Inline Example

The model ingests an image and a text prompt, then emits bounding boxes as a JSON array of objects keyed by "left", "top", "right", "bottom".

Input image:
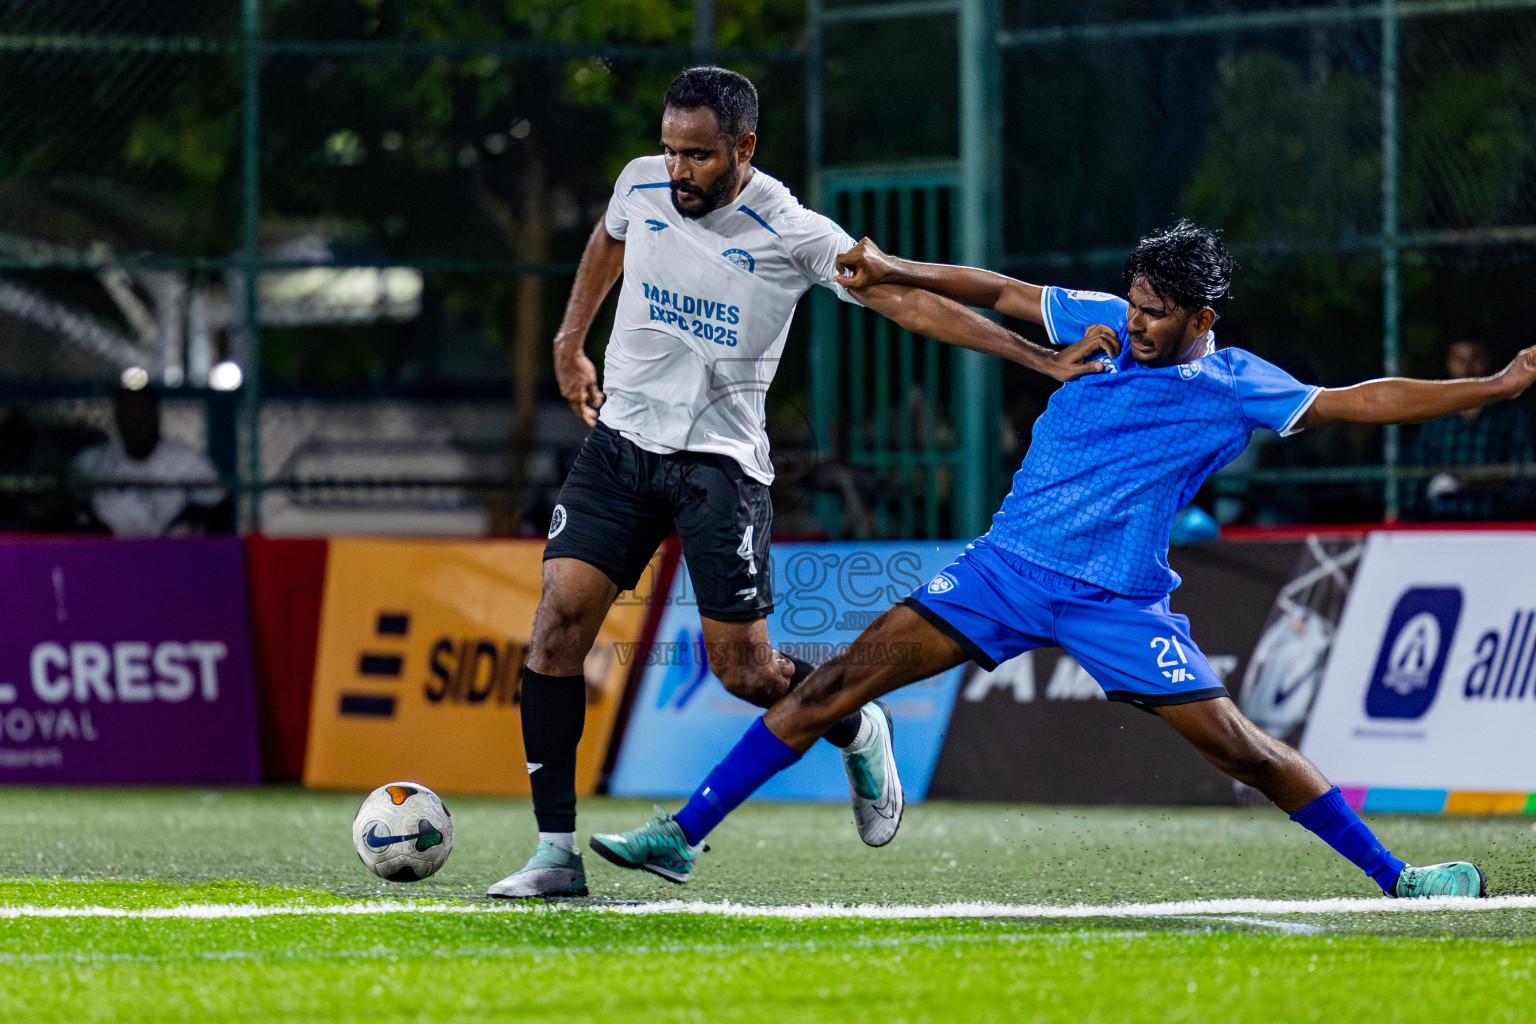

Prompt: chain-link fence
[
  {"left": 2, "top": 0, "right": 1534, "bottom": 540},
  {"left": 0, "top": 0, "right": 807, "bottom": 537},
  {"left": 811, "top": 0, "right": 1536, "bottom": 535}
]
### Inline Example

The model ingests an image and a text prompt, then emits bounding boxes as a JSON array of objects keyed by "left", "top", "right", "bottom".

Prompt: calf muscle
[{"left": 766, "top": 604, "right": 966, "bottom": 751}]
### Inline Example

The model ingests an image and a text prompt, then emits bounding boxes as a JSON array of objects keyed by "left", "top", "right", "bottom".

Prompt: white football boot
[
  {"left": 841, "top": 702, "right": 904, "bottom": 847},
  {"left": 486, "top": 840, "right": 588, "bottom": 898}
]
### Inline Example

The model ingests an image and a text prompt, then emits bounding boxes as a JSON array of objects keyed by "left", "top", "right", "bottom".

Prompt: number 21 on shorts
[{"left": 1151, "top": 635, "right": 1193, "bottom": 685}]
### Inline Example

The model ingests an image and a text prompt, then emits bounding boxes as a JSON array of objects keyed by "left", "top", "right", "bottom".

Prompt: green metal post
[
  {"left": 1381, "top": 0, "right": 1401, "bottom": 520},
  {"left": 805, "top": 0, "right": 825, "bottom": 212},
  {"left": 240, "top": 0, "right": 263, "bottom": 530},
  {"left": 956, "top": 0, "right": 1002, "bottom": 536}
]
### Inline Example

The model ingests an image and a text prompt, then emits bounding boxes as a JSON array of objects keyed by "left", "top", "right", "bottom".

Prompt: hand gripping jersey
[
  {"left": 987, "top": 287, "right": 1322, "bottom": 598},
  {"left": 600, "top": 155, "right": 861, "bottom": 484}
]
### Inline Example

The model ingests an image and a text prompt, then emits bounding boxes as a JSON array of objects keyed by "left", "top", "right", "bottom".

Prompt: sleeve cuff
[
  {"left": 1040, "top": 286, "right": 1060, "bottom": 345},
  {"left": 1278, "top": 387, "right": 1322, "bottom": 436}
]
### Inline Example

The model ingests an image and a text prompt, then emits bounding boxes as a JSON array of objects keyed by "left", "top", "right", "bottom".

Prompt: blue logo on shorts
[
  {"left": 1364, "top": 587, "right": 1462, "bottom": 720},
  {"left": 927, "top": 573, "right": 957, "bottom": 595},
  {"left": 722, "top": 248, "right": 755, "bottom": 273}
]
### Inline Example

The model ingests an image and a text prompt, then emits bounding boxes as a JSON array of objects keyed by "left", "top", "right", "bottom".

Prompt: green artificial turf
[{"left": 2, "top": 788, "right": 1534, "bottom": 1022}]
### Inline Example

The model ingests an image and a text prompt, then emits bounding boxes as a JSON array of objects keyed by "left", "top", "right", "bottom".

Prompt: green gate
[
  {"left": 805, "top": 0, "right": 1003, "bottom": 540},
  {"left": 808, "top": 162, "right": 1001, "bottom": 539}
]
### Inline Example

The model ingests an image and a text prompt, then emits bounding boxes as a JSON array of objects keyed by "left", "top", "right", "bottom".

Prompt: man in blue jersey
[{"left": 590, "top": 220, "right": 1536, "bottom": 898}]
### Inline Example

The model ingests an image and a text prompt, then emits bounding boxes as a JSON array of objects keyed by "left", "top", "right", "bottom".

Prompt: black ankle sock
[
  {"left": 519, "top": 667, "right": 587, "bottom": 833},
  {"left": 781, "top": 652, "right": 862, "bottom": 749},
  {"left": 823, "top": 712, "right": 864, "bottom": 748}
]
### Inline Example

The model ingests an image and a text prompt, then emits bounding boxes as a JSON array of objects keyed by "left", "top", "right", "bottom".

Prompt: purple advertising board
[{"left": 0, "top": 536, "right": 261, "bottom": 785}]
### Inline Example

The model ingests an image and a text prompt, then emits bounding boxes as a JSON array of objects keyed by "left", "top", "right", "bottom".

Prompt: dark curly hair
[
  {"left": 1122, "top": 219, "right": 1233, "bottom": 316},
  {"left": 664, "top": 66, "right": 759, "bottom": 140}
]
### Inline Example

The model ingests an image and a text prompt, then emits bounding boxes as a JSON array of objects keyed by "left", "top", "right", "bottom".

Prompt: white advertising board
[{"left": 1299, "top": 531, "right": 1536, "bottom": 793}]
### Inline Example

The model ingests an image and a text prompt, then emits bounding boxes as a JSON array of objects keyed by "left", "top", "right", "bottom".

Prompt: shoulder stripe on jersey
[
  {"left": 626, "top": 181, "right": 671, "bottom": 196},
  {"left": 737, "top": 205, "right": 781, "bottom": 237}
]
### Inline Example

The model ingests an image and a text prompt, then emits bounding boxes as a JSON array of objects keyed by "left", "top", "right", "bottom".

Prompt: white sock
[
  {"left": 848, "top": 710, "right": 874, "bottom": 749},
  {"left": 539, "top": 831, "right": 578, "bottom": 854}
]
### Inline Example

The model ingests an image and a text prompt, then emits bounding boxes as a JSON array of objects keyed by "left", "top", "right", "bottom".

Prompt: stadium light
[{"left": 209, "top": 361, "right": 244, "bottom": 391}]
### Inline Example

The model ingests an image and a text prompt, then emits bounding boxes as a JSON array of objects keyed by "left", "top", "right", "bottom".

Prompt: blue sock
[
  {"left": 1290, "top": 786, "right": 1405, "bottom": 894},
  {"left": 673, "top": 718, "right": 803, "bottom": 845}
]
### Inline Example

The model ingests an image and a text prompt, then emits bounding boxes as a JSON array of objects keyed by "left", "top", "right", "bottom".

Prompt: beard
[{"left": 670, "top": 161, "right": 741, "bottom": 220}]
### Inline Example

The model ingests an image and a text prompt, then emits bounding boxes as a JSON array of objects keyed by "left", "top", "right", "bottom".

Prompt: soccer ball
[{"left": 351, "top": 781, "right": 454, "bottom": 882}]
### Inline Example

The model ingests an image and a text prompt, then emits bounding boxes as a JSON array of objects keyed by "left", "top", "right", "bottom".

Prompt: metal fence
[
  {"left": 809, "top": 0, "right": 1536, "bottom": 534},
  {"left": 2, "top": 0, "right": 1534, "bottom": 539}
]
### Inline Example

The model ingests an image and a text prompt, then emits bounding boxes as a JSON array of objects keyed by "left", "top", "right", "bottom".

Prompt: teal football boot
[
  {"left": 589, "top": 807, "right": 703, "bottom": 883},
  {"left": 1392, "top": 861, "right": 1488, "bottom": 898}
]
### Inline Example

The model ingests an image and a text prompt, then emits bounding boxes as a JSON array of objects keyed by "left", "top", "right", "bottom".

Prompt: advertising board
[
  {"left": 1299, "top": 531, "right": 1536, "bottom": 811},
  {"left": 608, "top": 541, "right": 968, "bottom": 801},
  {"left": 0, "top": 536, "right": 261, "bottom": 785},
  {"left": 245, "top": 534, "right": 328, "bottom": 781},
  {"left": 303, "top": 538, "right": 661, "bottom": 796}
]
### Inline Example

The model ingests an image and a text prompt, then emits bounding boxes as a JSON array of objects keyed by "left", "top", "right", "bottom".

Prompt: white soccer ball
[{"left": 351, "top": 781, "right": 454, "bottom": 882}]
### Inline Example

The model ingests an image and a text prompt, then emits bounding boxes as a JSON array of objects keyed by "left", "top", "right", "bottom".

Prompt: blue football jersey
[{"left": 988, "top": 286, "right": 1321, "bottom": 597}]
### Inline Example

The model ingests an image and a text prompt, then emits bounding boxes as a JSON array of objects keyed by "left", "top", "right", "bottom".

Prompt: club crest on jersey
[
  {"left": 722, "top": 248, "right": 755, "bottom": 273},
  {"left": 1178, "top": 362, "right": 1202, "bottom": 380},
  {"left": 548, "top": 504, "right": 568, "bottom": 539},
  {"left": 928, "top": 572, "right": 958, "bottom": 595}
]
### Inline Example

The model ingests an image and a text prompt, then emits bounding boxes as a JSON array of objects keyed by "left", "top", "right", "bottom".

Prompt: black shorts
[{"left": 543, "top": 423, "right": 773, "bottom": 622}]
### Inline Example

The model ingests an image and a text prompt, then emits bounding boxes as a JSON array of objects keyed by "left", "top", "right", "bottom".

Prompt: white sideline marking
[
  {"left": 3, "top": 895, "right": 1535, "bottom": 921},
  {"left": 595, "top": 896, "right": 1536, "bottom": 919}
]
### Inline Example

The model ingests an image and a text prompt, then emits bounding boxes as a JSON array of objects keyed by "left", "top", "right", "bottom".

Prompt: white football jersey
[{"left": 599, "top": 155, "right": 860, "bottom": 484}]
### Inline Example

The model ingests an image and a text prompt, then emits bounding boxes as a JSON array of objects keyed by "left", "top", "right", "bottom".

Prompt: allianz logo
[
  {"left": 1364, "top": 587, "right": 1536, "bottom": 719},
  {"left": 1462, "top": 607, "right": 1536, "bottom": 701},
  {"left": 1379, "top": 611, "right": 1444, "bottom": 696}
]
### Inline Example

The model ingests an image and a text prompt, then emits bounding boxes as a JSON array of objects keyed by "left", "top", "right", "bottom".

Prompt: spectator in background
[
  {"left": 1407, "top": 336, "right": 1536, "bottom": 521},
  {"left": 0, "top": 407, "right": 107, "bottom": 531},
  {"left": 71, "top": 384, "right": 231, "bottom": 537}
]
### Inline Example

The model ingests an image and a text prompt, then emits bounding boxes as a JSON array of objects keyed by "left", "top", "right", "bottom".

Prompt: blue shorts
[{"left": 903, "top": 538, "right": 1228, "bottom": 708}]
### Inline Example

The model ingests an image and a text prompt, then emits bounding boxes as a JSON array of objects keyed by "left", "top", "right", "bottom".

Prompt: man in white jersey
[{"left": 489, "top": 67, "right": 1110, "bottom": 898}]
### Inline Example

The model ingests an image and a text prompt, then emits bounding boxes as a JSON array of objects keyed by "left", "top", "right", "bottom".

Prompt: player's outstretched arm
[
  {"left": 1298, "top": 345, "right": 1536, "bottom": 428},
  {"left": 837, "top": 237, "right": 1046, "bottom": 324},
  {"left": 855, "top": 283, "right": 1118, "bottom": 382},
  {"left": 553, "top": 219, "right": 626, "bottom": 426}
]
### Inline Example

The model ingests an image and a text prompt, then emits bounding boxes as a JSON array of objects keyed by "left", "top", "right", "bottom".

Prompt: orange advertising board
[{"left": 303, "top": 538, "right": 658, "bottom": 795}]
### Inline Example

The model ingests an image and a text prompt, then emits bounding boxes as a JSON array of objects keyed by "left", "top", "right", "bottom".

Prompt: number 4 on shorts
[{"left": 737, "top": 526, "right": 757, "bottom": 576}]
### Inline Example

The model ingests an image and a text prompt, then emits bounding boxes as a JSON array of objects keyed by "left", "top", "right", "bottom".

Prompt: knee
[{"left": 528, "top": 602, "right": 590, "bottom": 666}]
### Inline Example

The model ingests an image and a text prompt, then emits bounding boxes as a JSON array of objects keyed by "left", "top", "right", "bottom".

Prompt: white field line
[
  {"left": 2, "top": 895, "right": 1535, "bottom": 921},
  {"left": 0, "top": 930, "right": 1143, "bottom": 966},
  {"left": 595, "top": 895, "right": 1536, "bottom": 919}
]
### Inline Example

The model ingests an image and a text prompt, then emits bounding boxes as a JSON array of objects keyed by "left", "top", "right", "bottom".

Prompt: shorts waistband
[{"left": 973, "top": 538, "right": 1096, "bottom": 593}]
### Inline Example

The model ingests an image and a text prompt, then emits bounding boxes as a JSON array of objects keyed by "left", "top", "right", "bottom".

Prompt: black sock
[
  {"left": 519, "top": 667, "right": 587, "bottom": 833},
  {"left": 782, "top": 652, "right": 863, "bottom": 749}
]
